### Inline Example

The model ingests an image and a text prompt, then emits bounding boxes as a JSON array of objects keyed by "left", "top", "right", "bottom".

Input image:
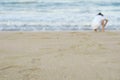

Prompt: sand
[{"left": 0, "top": 31, "right": 120, "bottom": 80}]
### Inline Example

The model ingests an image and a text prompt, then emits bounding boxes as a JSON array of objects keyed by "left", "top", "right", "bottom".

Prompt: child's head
[{"left": 98, "top": 12, "right": 104, "bottom": 16}]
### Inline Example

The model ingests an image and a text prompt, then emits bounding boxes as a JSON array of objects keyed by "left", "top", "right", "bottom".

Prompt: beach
[{"left": 0, "top": 31, "right": 120, "bottom": 80}]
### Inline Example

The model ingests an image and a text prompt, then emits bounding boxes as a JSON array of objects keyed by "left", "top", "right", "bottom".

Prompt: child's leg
[
  {"left": 102, "top": 26, "right": 105, "bottom": 32},
  {"left": 101, "top": 20, "right": 105, "bottom": 32}
]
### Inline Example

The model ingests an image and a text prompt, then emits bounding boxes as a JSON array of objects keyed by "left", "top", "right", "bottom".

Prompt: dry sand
[{"left": 0, "top": 31, "right": 120, "bottom": 80}]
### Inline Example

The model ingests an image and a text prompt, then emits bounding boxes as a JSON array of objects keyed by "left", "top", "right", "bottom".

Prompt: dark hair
[{"left": 98, "top": 12, "right": 104, "bottom": 16}]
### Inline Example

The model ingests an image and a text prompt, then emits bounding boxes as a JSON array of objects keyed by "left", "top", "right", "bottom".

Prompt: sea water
[{"left": 0, "top": 0, "right": 120, "bottom": 31}]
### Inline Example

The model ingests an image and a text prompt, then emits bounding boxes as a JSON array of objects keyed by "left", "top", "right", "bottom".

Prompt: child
[{"left": 91, "top": 13, "right": 108, "bottom": 32}]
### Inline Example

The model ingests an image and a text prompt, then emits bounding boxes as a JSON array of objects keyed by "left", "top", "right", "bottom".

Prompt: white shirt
[{"left": 92, "top": 15, "right": 105, "bottom": 26}]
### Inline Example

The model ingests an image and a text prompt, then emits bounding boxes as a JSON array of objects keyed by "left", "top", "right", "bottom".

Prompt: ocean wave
[
  {"left": 0, "top": 0, "right": 120, "bottom": 31},
  {"left": 95, "top": 2, "right": 120, "bottom": 6}
]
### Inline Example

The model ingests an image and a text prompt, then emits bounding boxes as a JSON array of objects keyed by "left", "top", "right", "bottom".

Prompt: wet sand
[{"left": 0, "top": 31, "right": 120, "bottom": 80}]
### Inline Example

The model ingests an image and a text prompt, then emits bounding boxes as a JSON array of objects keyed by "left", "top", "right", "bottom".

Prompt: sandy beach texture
[{"left": 0, "top": 31, "right": 120, "bottom": 80}]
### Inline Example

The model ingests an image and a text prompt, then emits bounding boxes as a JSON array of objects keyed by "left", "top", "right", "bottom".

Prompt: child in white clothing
[{"left": 91, "top": 13, "right": 108, "bottom": 32}]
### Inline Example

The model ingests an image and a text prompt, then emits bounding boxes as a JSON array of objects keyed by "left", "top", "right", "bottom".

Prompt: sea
[{"left": 0, "top": 0, "right": 120, "bottom": 31}]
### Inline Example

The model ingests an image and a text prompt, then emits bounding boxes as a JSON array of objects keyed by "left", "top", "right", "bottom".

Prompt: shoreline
[{"left": 0, "top": 30, "right": 120, "bottom": 32}]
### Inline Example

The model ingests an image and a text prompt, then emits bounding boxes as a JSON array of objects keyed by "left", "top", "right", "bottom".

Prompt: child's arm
[{"left": 103, "top": 19, "right": 108, "bottom": 27}]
